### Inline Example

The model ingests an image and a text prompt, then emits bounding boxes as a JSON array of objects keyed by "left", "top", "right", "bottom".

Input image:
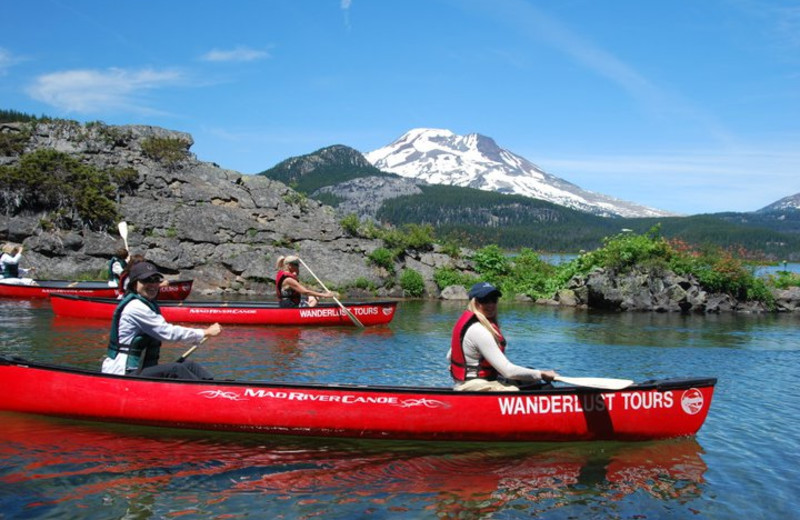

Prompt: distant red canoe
[
  {"left": 49, "top": 294, "right": 397, "bottom": 326},
  {"left": 0, "top": 279, "right": 193, "bottom": 300},
  {"left": 0, "top": 356, "right": 716, "bottom": 442}
]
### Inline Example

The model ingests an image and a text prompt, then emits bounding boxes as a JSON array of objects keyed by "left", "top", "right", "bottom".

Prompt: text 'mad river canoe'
[
  {"left": 49, "top": 294, "right": 397, "bottom": 326},
  {"left": 0, "top": 357, "right": 715, "bottom": 442},
  {"left": 0, "top": 279, "right": 193, "bottom": 300}
]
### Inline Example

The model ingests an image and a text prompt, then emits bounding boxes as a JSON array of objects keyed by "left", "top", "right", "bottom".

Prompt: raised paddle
[
  {"left": 297, "top": 257, "right": 365, "bottom": 328},
  {"left": 118, "top": 221, "right": 129, "bottom": 253},
  {"left": 554, "top": 376, "right": 634, "bottom": 390}
]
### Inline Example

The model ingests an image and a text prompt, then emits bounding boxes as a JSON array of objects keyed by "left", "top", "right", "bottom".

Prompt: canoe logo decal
[
  {"left": 680, "top": 388, "right": 704, "bottom": 415},
  {"left": 382, "top": 307, "right": 394, "bottom": 316},
  {"left": 395, "top": 398, "right": 450, "bottom": 409},
  {"left": 199, "top": 390, "right": 248, "bottom": 401}
]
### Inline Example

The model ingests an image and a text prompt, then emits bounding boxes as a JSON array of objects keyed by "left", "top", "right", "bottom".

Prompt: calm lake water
[{"left": 1, "top": 297, "right": 799, "bottom": 519}]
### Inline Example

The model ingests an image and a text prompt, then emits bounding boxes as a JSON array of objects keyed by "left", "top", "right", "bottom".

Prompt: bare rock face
[{"left": 0, "top": 121, "right": 462, "bottom": 296}]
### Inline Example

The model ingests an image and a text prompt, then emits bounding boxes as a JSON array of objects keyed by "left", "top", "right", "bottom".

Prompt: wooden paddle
[
  {"left": 118, "top": 221, "right": 129, "bottom": 253},
  {"left": 297, "top": 258, "right": 365, "bottom": 328},
  {"left": 554, "top": 376, "right": 634, "bottom": 390},
  {"left": 177, "top": 337, "right": 207, "bottom": 363}
]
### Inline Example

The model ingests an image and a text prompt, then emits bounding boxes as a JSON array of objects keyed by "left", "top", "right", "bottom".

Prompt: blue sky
[{"left": 2, "top": 0, "right": 798, "bottom": 215}]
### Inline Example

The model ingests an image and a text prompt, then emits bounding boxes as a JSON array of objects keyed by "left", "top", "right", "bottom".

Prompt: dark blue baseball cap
[{"left": 468, "top": 282, "right": 502, "bottom": 300}]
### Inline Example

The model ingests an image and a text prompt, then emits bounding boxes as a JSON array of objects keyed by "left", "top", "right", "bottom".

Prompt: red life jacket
[
  {"left": 450, "top": 311, "right": 507, "bottom": 381},
  {"left": 275, "top": 270, "right": 301, "bottom": 306}
]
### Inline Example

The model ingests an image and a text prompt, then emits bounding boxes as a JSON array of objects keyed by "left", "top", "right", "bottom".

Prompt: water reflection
[{"left": 0, "top": 412, "right": 707, "bottom": 519}]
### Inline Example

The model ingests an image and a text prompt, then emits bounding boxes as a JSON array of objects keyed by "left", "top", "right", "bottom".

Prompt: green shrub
[
  {"left": 433, "top": 267, "right": 477, "bottom": 290},
  {"left": 367, "top": 247, "right": 395, "bottom": 272},
  {"left": 505, "top": 248, "right": 557, "bottom": 299},
  {"left": 471, "top": 244, "right": 510, "bottom": 282},
  {"left": 767, "top": 271, "right": 800, "bottom": 289},
  {"left": 350, "top": 277, "right": 376, "bottom": 291},
  {"left": 0, "top": 124, "right": 31, "bottom": 156},
  {"left": 399, "top": 268, "right": 425, "bottom": 297},
  {"left": 0, "top": 149, "right": 119, "bottom": 230},
  {"left": 140, "top": 136, "right": 189, "bottom": 167},
  {"left": 340, "top": 213, "right": 360, "bottom": 236}
]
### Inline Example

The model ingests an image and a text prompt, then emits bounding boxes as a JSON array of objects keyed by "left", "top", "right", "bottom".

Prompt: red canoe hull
[
  {"left": 49, "top": 294, "right": 397, "bottom": 326},
  {"left": 0, "top": 358, "right": 715, "bottom": 442},
  {"left": 0, "top": 279, "right": 193, "bottom": 300}
]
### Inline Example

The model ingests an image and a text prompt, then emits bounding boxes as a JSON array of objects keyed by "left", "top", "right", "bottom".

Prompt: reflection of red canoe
[
  {"left": 0, "top": 279, "right": 193, "bottom": 300},
  {"left": 0, "top": 356, "right": 715, "bottom": 442},
  {"left": 0, "top": 412, "right": 708, "bottom": 516},
  {"left": 49, "top": 294, "right": 397, "bottom": 326}
]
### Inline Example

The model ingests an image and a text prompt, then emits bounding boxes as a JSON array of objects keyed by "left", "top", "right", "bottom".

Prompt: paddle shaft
[
  {"left": 177, "top": 337, "right": 207, "bottom": 362},
  {"left": 297, "top": 258, "right": 365, "bottom": 328},
  {"left": 554, "top": 376, "right": 634, "bottom": 390}
]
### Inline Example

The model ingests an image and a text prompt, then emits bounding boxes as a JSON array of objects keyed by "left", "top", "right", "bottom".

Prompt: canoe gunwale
[{"left": 0, "top": 356, "right": 717, "bottom": 396}]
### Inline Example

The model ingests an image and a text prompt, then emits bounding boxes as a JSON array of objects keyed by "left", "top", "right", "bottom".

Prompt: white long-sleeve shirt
[
  {"left": 0, "top": 252, "right": 31, "bottom": 278},
  {"left": 118, "top": 298, "right": 204, "bottom": 346},
  {"left": 448, "top": 322, "right": 543, "bottom": 381}
]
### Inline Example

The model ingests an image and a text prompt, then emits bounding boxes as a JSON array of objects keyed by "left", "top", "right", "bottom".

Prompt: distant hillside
[
  {"left": 258, "top": 145, "right": 397, "bottom": 193},
  {"left": 711, "top": 209, "right": 800, "bottom": 235},
  {"left": 257, "top": 144, "right": 800, "bottom": 259},
  {"left": 378, "top": 186, "right": 800, "bottom": 257}
]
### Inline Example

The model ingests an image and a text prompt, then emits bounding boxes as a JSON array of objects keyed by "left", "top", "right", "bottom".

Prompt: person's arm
[
  {"left": 282, "top": 277, "right": 334, "bottom": 299},
  {"left": 465, "top": 325, "right": 549, "bottom": 381},
  {"left": 120, "top": 300, "right": 213, "bottom": 344}
]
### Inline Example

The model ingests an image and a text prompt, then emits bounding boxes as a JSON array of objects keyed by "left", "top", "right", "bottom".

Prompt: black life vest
[
  {"left": 2, "top": 259, "right": 19, "bottom": 278},
  {"left": 108, "top": 256, "right": 127, "bottom": 284},
  {"left": 450, "top": 311, "right": 507, "bottom": 381},
  {"left": 107, "top": 293, "right": 162, "bottom": 373},
  {"left": 275, "top": 270, "right": 301, "bottom": 306}
]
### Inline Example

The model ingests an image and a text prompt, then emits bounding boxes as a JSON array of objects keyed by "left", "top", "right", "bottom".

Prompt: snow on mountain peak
[{"left": 364, "top": 128, "right": 674, "bottom": 218}]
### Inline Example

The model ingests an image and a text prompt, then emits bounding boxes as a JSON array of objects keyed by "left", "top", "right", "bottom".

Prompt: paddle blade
[
  {"left": 554, "top": 376, "right": 634, "bottom": 390},
  {"left": 118, "top": 221, "right": 129, "bottom": 251},
  {"left": 118, "top": 221, "right": 128, "bottom": 240}
]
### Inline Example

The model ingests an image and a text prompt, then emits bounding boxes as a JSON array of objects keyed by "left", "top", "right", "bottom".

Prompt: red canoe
[
  {"left": 49, "top": 294, "right": 397, "bottom": 326},
  {"left": 0, "top": 356, "right": 716, "bottom": 442},
  {"left": 0, "top": 279, "right": 193, "bottom": 300}
]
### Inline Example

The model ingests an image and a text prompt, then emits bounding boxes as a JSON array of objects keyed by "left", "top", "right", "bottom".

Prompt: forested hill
[
  {"left": 377, "top": 185, "right": 800, "bottom": 257},
  {"left": 258, "top": 145, "right": 399, "bottom": 193},
  {"left": 260, "top": 143, "right": 800, "bottom": 259}
]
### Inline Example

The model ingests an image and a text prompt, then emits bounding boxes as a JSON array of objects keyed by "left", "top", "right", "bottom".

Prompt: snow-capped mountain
[
  {"left": 364, "top": 128, "right": 674, "bottom": 218},
  {"left": 758, "top": 193, "right": 800, "bottom": 212}
]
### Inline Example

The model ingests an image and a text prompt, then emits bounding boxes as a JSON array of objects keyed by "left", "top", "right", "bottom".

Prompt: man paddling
[{"left": 102, "top": 261, "right": 221, "bottom": 379}]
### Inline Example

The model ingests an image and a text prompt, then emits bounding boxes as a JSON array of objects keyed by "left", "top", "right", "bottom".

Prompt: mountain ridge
[{"left": 365, "top": 128, "right": 675, "bottom": 218}]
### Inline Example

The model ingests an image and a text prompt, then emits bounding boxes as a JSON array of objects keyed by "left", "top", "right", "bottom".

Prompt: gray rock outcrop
[
  {"left": 544, "top": 266, "right": 798, "bottom": 313},
  {"left": 0, "top": 121, "right": 463, "bottom": 296}
]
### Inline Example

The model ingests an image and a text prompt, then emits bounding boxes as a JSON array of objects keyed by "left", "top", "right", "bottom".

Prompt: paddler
[
  {"left": 102, "top": 261, "right": 221, "bottom": 379},
  {"left": 275, "top": 255, "right": 335, "bottom": 308},
  {"left": 448, "top": 282, "right": 558, "bottom": 391}
]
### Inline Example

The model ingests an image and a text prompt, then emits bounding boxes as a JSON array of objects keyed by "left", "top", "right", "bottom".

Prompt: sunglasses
[
  {"left": 477, "top": 295, "right": 499, "bottom": 304},
  {"left": 140, "top": 276, "right": 163, "bottom": 284}
]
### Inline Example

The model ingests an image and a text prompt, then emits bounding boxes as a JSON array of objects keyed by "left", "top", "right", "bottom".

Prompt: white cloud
[
  {"left": 201, "top": 46, "right": 270, "bottom": 62},
  {"left": 341, "top": 0, "right": 352, "bottom": 30},
  {"left": 26, "top": 67, "right": 184, "bottom": 113},
  {"left": 0, "top": 47, "right": 21, "bottom": 76}
]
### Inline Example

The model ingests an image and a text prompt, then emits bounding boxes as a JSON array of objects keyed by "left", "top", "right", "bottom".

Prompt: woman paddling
[
  {"left": 102, "top": 261, "right": 221, "bottom": 379},
  {"left": 275, "top": 255, "right": 335, "bottom": 308},
  {"left": 0, "top": 245, "right": 36, "bottom": 285},
  {"left": 448, "top": 282, "right": 558, "bottom": 391}
]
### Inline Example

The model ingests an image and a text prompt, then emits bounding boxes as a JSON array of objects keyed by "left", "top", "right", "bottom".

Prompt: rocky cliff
[{"left": 0, "top": 121, "right": 466, "bottom": 296}]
